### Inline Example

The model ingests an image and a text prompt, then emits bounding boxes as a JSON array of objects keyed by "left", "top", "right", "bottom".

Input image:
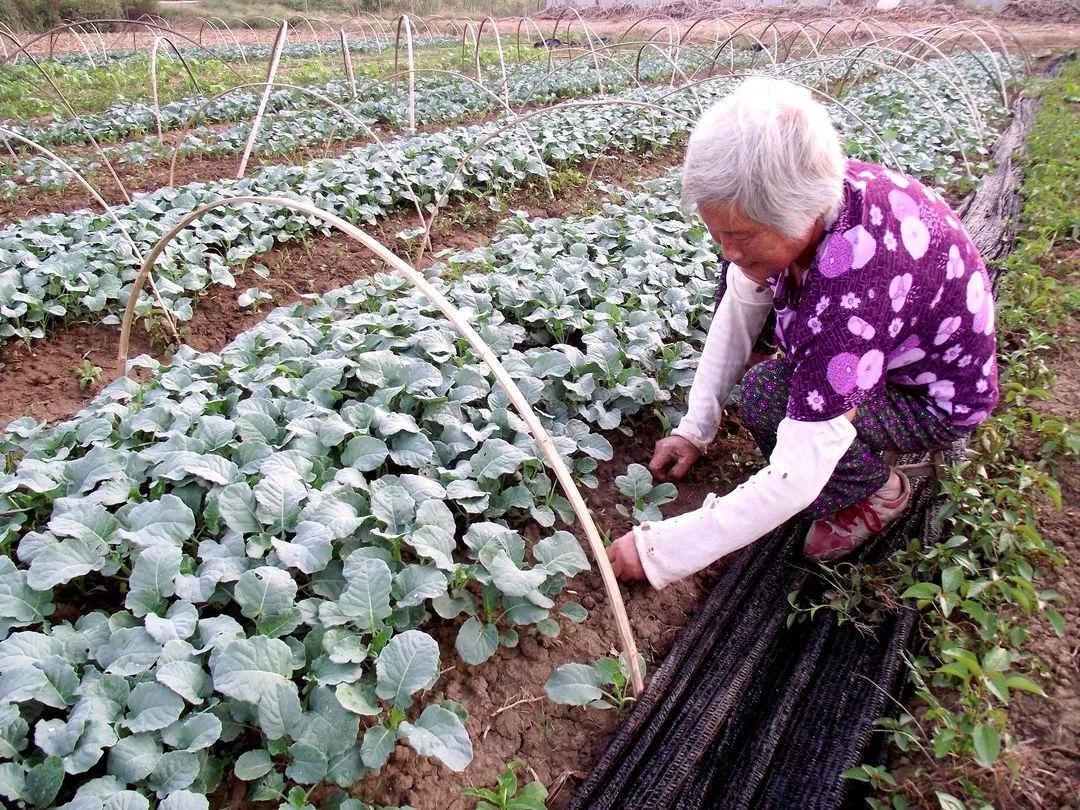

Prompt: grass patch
[{"left": 820, "top": 58, "right": 1080, "bottom": 809}]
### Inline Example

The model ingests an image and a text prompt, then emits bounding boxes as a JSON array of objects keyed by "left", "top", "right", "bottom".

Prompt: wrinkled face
[{"left": 698, "top": 200, "right": 818, "bottom": 285}]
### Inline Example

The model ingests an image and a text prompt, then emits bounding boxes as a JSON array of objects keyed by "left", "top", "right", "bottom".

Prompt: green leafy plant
[
  {"left": 614, "top": 463, "right": 677, "bottom": 522},
  {"left": 464, "top": 759, "right": 549, "bottom": 810},
  {"left": 544, "top": 653, "right": 645, "bottom": 712},
  {"left": 70, "top": 359, "right": 103, "bottom": 391}
]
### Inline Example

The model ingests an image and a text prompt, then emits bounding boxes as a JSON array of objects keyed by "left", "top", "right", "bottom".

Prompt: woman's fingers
[
  {"left": 606, "top": 533, "right": 646, "bottom": 582},
  {"left": 649, "top": 436, "right": 701, "bottom": 481},
  {"left": 648, "top": 442, "right": 678, "bottom": 480}
]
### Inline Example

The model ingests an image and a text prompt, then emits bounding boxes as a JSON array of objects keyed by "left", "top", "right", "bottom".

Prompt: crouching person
[{"left": 607, "top": 77, "right": 999, "bottom": 588}]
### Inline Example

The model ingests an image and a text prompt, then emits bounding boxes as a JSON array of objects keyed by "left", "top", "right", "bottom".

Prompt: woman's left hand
[{"left": 606, "top": 532, "right": 647, "bottom": 582}]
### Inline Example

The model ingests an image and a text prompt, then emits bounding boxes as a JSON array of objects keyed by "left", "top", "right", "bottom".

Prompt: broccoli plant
[
  {"left": 615, "top": 463, "right": 677, "bottom": 522},
  {"left": 544, "top": 653, "right": 646, "bottom": 712},
  {"left": 464, "top": 759, "right": 549, "bottom": 810}
]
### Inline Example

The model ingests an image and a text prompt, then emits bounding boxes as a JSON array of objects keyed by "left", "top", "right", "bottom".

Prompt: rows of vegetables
[
  {"left": 0, "top": 176, "right": 718, "bottom": 808},
  {"left": 0, "top": 52, "right": 1012, "bottom": 345},
  {"left": 3, "top": 37, "right": 455, "bottom": 70},
  {"left": 0, "top": 53, "right": 716, "bottom": 196},
  {"left": 0, "top": 43, "right": 1020, "bottom": 807}
]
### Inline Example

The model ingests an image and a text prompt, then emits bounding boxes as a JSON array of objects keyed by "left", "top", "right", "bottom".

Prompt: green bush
[
  {"left": 0, "top": 0, "right": 158, "bottom": 32},
  {"left": 0, "top": 0, "right": 53, "bottom": 30}
]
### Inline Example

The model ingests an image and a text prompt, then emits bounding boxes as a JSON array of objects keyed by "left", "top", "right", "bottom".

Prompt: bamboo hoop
[
  {"left": 236, "top": 21, "right": 288, "bottom": 180},
  {"left": 13, "top": 50, "right": 131, "bottom": 204},
  {"left": 393, "top": 15, "right": 418, "bottom": 136},
  {"left": 116, "top": 194, "right": 645, "bottom": 695},
  {"left": 0, "top": 127, "right": 179, "bottom": 343},
  {"left": 149, "top": 37, "right": 165, "bottom": 142},
  {"left": 475, "top": 18, "right": 511, "bottom": 109}
]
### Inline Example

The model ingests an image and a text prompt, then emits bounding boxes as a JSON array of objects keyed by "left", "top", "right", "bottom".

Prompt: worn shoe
[{"left": 804, "top": 470, "right": 911, "bottom": 561}]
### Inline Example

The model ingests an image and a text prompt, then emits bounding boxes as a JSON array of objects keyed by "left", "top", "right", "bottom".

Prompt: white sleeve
[
  {"left": 672, "top": 262, "right": 774, "bottom": 452},
  {"left": 633, "top": 414, "right": 857, "bottom": 590}
]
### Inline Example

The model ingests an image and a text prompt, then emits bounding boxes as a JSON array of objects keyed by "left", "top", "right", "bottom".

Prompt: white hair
[{"left": 682, "top": 77, "right": 845, "bottom": 238}]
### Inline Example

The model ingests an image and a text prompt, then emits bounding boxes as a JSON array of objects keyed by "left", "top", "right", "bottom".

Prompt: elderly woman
[{"left": 606, "top": 77, "right": 999, "bottom": 589}]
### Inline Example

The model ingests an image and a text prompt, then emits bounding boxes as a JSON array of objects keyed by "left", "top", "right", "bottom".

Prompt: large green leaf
[
  {"left": 533, "top": 531, "right": 590, "bottom": 576},
  {"left": 359, "top": 723, "right": 395, "bottom": 769},
  {"left": 233, "top": 566, "right": 298, "bottom": 620},
  {"left": 107, "top": 734, "right": 162, "bottom": 784},
  {"left": 470, "top": 439, "right": 530, "bottom": 481},
  {"left": 216, "top": 484, "right": 260, "bottom": 534},
  {"left": 338, "top": 557, "right": 393, "bottom": 632},
  {"left": 253, "top": 472, "right": 306, "bottom": 532},
  {"left": 256, "top": 681, "right": 302, "bottom": 741},
  {"left": 484, "top": 549, "right": 548, "bottom": 597},
  {"left": 374, "top": 630, "right": 440, "bottom": 709},
  {"left": 272, "top": 521, "right": 332, "bottom": 575},
  {"left": 210, "top": 636, "right": 295, "bottom": 704},
  {"left": 25, "top": 755, "right": 64, "bottom": 807},
  {"left": 26, "top": 536, "right": 109, "bottom": 591},
  {"left": 544, "top": 663, "right": 605, "bottom": 705},
  {"left": 399, "top": 704, "right": 473, "bottom": 772},
  {"left": 455, "top": 618, "right": 498, "bottom": 666},
  {"left": 370, "top": 485, "right": 415, "bottom": 536},
  {"left": 123, "top": 682, "right": 184, "bottom": 733},
  {"left": 118, "top": 495, "right": 196, "bottom": 548},
  {"left": 234, "top": 750, "right": 274, "bottom": 781}
]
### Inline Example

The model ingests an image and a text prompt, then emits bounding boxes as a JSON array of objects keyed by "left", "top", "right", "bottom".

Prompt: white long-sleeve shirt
[{"left": 633, "top": 263, "right": 856, "bottom": 589}]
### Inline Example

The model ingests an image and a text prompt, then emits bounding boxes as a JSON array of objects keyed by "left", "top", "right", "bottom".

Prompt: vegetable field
[{"left": 0, "top": 10, "right": 1074, "bottom": 810}]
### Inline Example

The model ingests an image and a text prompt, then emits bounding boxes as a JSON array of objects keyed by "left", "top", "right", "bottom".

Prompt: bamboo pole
[
  {"left": 19, "top": 51, "right": 131, "bottom": 204},
  {"left": 116, "top": 195, "right": 645, "bottom": 696},
  {"left": 237, "top": 21, "right": 288, "bottom": 179},
  {"left": 150, "top": 37, "right": 165, "bottom": 142},
  {"left": 340, "top": 29, "right": 357, "bottom": 98}
]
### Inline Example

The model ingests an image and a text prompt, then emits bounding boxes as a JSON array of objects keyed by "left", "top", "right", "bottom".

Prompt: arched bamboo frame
[
  {"left": 116, "top": 193, "right": 646, "bottom": 695},
  {"left": 1, "top": 21, "right": 245, "bottom": 83},
  {"left": 147, "top": 36, "right": 204, "bottom": 143},
  {"left": 474, "top": 17, "right": 511, "bottom": 108},
  {"left": 546, "top": 6, "right": 606, "bottom": 95},
  {"left": 237, "top": 21, "right": 289, "bottom": 179}
]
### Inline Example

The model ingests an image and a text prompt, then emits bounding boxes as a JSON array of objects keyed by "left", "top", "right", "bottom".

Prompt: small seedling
[
  {"left": 238, "top": 287, "right": 274, "bottom": 312},
  {"left": 71, "top": 359, "right": 103, "bottom": 391},
  {"left": 464, "top": 759, "right": 549, "bottom": 810},
  {"left": 544, "top": 652, "right": 645, "bottom": 713},
  {"left": 615, "top": 463, "right": 678, "bottom": 522}
]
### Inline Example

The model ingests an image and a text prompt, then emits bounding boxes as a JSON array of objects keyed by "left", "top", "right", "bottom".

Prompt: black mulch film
[
  {"left": 568, "top": 480, "right": 934, "bottom": 810},
  {"left": 569, "top": 89, "right": 1039, "bottom": 810}
]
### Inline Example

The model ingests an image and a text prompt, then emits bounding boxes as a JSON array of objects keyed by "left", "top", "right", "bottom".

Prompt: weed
[
  {"left": 71, "top": 359, "right": 103, "bottom": 391},
  {"left": 464, "top": 760, "right": 549, "bottom": 810}
]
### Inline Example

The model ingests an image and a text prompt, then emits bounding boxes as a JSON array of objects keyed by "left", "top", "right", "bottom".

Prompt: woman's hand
[
  {"left": 606, "top": 532, "right": 647, "bottom": 582},
  {"left": 648, "top": 435, "right": 701, "bottom": 481}
]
